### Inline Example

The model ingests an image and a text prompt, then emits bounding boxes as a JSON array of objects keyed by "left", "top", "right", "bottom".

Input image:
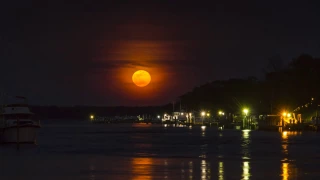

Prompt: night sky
[{"left": 1, "top": 1, "right": 320, "bottom": 106}]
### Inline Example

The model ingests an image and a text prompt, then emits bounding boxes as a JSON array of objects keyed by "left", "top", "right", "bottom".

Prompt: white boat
[{"left": 0, "top": 95, "right": 40, "bottom": 144}]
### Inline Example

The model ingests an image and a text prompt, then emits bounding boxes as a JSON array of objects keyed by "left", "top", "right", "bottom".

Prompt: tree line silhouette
[{"left": 163, "top": 53, "right": 320, "bottom": 117}]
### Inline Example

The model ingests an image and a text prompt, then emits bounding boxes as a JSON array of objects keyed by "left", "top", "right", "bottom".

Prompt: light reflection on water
[
  {"left": 281, "top": 162, "right": 299, "bottom": 180},
  {"left": 282, "top": 163, "right": 289, "bottom": 180},
  {"left": 200, "top": 127, "right": 207, "bottom": 159},
  {"left": 200, "top": 159, "right": 211, "bottom": 180},
  {"left": 164, "top": 159, "right": 168, "bottom": 179},
  {"left": 189, "top": 161, "right": 193, "bottom": 179},
  {"left": 126, "top": 129, "right": 303, "bottom": 180},
  {"left": 180, "top": 161, "right": 185, "bottom": 179},
  {"left": 89, "top": 163, "right": 96, "bottom": 180},
  {"left": 131, "top": 158, "right": 153, "bottom": 180},
  {"left": 127, "top": 158, "right": 299, "bottom": 180},
  {"left": 241, "top": 130, "right": 251, "bottom": 179},
  {"left": 218, "top": 161, "right": 224, "bottom": 180},
  {"left": 280, "top": 131, "right": 301, "bottom": 180},
  {"left": 242, "top": 161, "right": 250, "bottom": 180},
  {"left": 201, "top": 160, "right": 207, "bottom": 179},
  {"left": 3, "top": 122, "right": 319, "bottom": 180},
  {"left": 242, "top": 129, "right": 251, "bottom": 160},
  {"left": 240, "top": 130, "right": 251, "bottom": 179}
]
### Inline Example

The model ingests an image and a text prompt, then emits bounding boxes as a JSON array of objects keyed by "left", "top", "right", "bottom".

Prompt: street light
[
  {"left": 243, "top": 108, "right": 249, "bottom": 116},
  {"left": 188, "top": 113, "right": 193, "bottom": 124},
  {"left": 201, "top": 111, "right": 205, "bottom": 125},
  {"left": 282, "top": 112, "right": 287, "bottom": 117},
  {"left": 206, "top": 113, "right": 210, "bottom": 117},
  {"left": 243, "top": 108, "right": 249, "bottom": 129}
]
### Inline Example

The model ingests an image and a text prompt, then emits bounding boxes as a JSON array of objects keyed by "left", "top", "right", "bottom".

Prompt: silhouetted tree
[{"left": 178, "top": 54, "right": 320, "bottom": 115}]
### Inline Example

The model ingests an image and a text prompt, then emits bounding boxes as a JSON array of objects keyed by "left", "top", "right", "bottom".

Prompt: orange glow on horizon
[
  {"left": 105, "top": 40, "right": 182, "bottom": 62},
  {"left": 112, "top": 64, "right": 167, "bottom": 102},
  {"left": 93, "top": 40, "right": 188, "bottom": 105},
  {"left": 132, "top": 70, "right": 151, "bottom": 87}
]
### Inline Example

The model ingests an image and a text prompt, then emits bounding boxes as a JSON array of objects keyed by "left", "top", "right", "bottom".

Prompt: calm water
[{"left": 1, "top": 120, "right": 320, "bottom": 180}]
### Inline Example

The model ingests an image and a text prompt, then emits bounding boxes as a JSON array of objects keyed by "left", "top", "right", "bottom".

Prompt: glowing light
[
  {"left": 282, "top": 131, "right": 288, "bottom": 139},
  {"left": 181, "top": 113, "right": 184, "bottom": 115},
  {"left": 96, "top": 40, "right": 192, "bottom": 104},
  {"left": 90, "top": 115, "right": 94, "bottom": 119},
  {"left": 243, "top": 108, "right": 249, "bottom": 115},
  {"left": 282, "top": 131, "right": 302, "bottom": 141},
  {"left": 132, "top": 70, "right": 151, "bottom": 87},
  {"left": 282, "top": 112, "right": 287, "bottom": 117},
  {"left": 201, "top": 111, "right": 206, "bottom": 116},
  {"left": 206, "top": 113, "right": 210, "bottom": 117},
  {"left": 201, "top": 126, "right": 206, "bottom": 130},
  {"left": 287, "top": 113, "right": 291, "bottom": 118},
  {"left": 219, "top": 111, "right": 225, "bottom": 115},
  {"left": 157, "top": 115, "right": 160, "bottom": 119}
]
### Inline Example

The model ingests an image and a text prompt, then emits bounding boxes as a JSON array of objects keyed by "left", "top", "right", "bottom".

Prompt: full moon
[{"left": 132, "top": 70, "right": 151, "bottom": 87}]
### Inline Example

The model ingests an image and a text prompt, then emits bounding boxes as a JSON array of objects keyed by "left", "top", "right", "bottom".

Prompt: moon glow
[{"left": 132, "top": 70, "right": 151, "bottom": 87}]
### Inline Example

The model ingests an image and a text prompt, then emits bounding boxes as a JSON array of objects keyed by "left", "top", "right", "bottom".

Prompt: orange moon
[{"left": 132, "top": 70, "right": 151, "bottom": 87}]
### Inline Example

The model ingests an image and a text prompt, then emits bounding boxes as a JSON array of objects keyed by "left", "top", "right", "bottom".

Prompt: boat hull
[{"left": 0, "top": 125, "right": 40, "bottom": 144}]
